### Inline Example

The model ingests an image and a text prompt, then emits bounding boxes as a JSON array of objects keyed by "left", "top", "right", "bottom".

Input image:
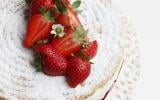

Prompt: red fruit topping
[
  {"left": 82, "top": 40, "right": 98, "bottom": 59},
  {"left": 55, "top": 0, "right": 81, "bottom": 30},
  {"left": 35, "top": 44, "right": 67, "bottom": 76},
  {"left": 51, "top": 26, "right": 88, "bottom": 57},
  {"left": 24, "top": 14, "right": 53, "bottom": 48},
  {"left": 51, "top": 32, "right": 82, "bottom": 57},
  {"left": 67, "top": 56, "right": 91, "bottom": 88}
]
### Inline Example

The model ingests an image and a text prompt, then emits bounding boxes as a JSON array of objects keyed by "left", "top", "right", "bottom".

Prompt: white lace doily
[
  {"left": 105, "top": 1, "right": 141, "bottom": 100},
  {"left": 0, "top": 0, "right": 140, "bottom": 100}
]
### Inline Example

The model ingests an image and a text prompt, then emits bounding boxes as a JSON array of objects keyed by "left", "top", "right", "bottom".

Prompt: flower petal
[{"left": 51, "top": 30, "right": 57, "bottom": 35}]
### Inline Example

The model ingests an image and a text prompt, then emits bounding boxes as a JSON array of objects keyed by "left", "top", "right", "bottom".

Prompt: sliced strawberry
[
  {"left": 67, "top": 56, "right": 91, "bottom": 88},
  {"left": 35, "top": 44, "right": 67, "bottom": 76},
  {"left": 81, "top": 40, "right": 98, "bottom": 60},
  {"left": 57, "top": 14, "right": 70, "bottom": 26},
  {"left": 51, "top": 31, "right": 82, "bottom": 57},
  {"left": 24, "top": 13, "right": 53, "bottom": 48},
  {"left": 56, "top": 7, "right": 80, "bottom": 29},
  {"left": 67, "top": 6, "right": 81, "bottom": 29},
  {"left": 64, "top": 26, "right": 74, "bottom": 34},
  {"left": 55, "top": 0, "right": 81, "bottom": 30},
  {"left": 51, "top": 25, "right": 88, "bottom": 57},
  {"left": 30, "top": 0, "right": 54, "bottom": 15}
]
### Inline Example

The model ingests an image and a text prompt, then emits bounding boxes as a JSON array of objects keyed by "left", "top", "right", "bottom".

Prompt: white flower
[{"left": 50, "top": 24, "right": 65, "bottom": 38}]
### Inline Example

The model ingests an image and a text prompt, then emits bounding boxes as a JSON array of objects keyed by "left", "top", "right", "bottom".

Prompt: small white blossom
[
  {"left": 50, "top": 24, "right": 65, "bottom": 38},
  {"left": 52, "top": 24, "right": 64, "bottom": 30}
]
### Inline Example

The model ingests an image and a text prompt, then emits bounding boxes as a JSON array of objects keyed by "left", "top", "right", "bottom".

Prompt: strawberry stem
[
  {"left": 74, "top": 25, "right": 88, "bottom": 43},
  {"left": 54, "top": 0, "right": 67, "bottom": 14},
  {"left": 39, "top": 8, "right": 55, "bottom": 22},
  {"left": 34, "top": 53, "right": 43, "bottom": 72}
]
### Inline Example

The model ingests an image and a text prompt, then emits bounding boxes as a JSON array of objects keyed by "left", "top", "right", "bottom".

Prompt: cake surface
[{"left": 0, "top": 0, "right": 128, "bottom": 99}]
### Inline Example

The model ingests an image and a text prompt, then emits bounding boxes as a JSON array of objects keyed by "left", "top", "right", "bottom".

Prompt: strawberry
[
  {"left": 35, "top": 44, "right": 67, "bottom": 76},
  {"left": 24, "top": 12, "right": 53, "bottom": 48},
  {"left": 55, "top": 0, "right": 81, "bottom": 30},
  {"left": 81, "top": 40, "right": 98, "bottom": 60},
  {"left": 66, "top": 56, "right": 91, "bottom": 88},
  {"left": 30, "top": 0, "right": 54, "bottom": 15},
  {"left": 56, "top": 14, "right": 70, "bottom": 27},
  {"left": 51, "top": 26, "right": 87, "bottom": 57},
  {"left": 56, "top": 7, "right": 81, "bottom": 29},
  {"left": 51, "top": 31, "right": 81, "bottom": 57},
  {"left": 64, "top": 26, "right": 74, "bottom": 34},
  {"left": 66, "top": 6, "right": 81, "bottom": 29}
]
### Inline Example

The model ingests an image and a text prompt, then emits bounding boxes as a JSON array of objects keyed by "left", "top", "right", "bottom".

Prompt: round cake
[{"left": 0, "top": 0, "right": 140, "bottom": 99}]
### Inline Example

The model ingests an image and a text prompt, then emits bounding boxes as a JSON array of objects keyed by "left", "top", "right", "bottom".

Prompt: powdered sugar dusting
[{"left": 0, "top": 0, "right": 123, "bottom": 99}]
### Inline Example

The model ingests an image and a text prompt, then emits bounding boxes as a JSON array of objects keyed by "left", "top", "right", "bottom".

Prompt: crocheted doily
[
  {"left": 0, "top": 0, "right": 140, "bottom": 99},
  {"left": 104, "top": 1, "right": 140, "bottom": 100}
]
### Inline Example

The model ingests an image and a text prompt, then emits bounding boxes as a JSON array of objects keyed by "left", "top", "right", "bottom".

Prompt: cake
[{"left": 0, "top": 0, "right": 128, "bottom": 99}]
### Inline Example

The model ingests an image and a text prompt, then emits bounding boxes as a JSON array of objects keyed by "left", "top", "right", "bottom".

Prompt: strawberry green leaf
[
  {"left": 39, "top": 7, "right": 47, "bottom": 15},
  {"left": 34, "top": 53, "right": 43, "bottom": 72},
  {"left": 74, "top": 25, "right": 88, "bottom": 43},
  {"left": 54, "top": 0, "right": 67, "bottom": 14},
  {"left": 77, "top": 50, "right": 83, "bottom": 57},
  {"left": 72, "top": 0, "right": 81, "bottom": 9},
  {"left": 35, "top": 62, "right": 42, "bottom": 72},
  {"left": 86, "top": 56, "right": 91, "bottom": 61},
  {"left": 39, "top": 8, "right": 55, "bottom": 22}
]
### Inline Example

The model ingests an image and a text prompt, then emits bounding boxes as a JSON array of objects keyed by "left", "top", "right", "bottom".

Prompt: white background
[{"left": 114, "top": 0, "right": 160, "bottom": 99}]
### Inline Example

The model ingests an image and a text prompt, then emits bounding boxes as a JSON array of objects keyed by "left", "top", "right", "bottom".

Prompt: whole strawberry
[
  {"left": 66, "top": 56, "right": 91, "bottom": 88},
  {"left": 30, "top": 0, "right": 54, "bottom": 15},
  {"left": 35, "top": 44, "right": 67, "bottom": 76},
  {"left": 82, "top": 40, "right": 98, "bottom": 59},
  {"left": 76, "top": 40, "right": 98, "bottom": 61}
]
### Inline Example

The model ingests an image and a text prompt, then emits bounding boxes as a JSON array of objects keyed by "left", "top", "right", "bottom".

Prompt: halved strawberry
[
  {"left": 55, "top": 0, "right": 81, "bottom": 30},
  {"left": 67, "top": 56, "right": 91, "bottom": 88},
  {"left": 24, "top": 12, "right": 53, "bottom": 48},
  {"left": 51, "top": 26, "right": 87, "bottom": 57},
  {"left": 30, "top": 0, "right": 54, "bottom": 15},
  {"left": 35, "top": 44, "right": 67, "bottom": 76},
  {"left": 56, "top": 7, "right": 81, "bottom": 29},
  {"left": 64, "top": 26, "right": 74, "bottom": 34},
  {"left": 56, "top": 14, "right": 70, "bottom": 26},
  {"left": 51, "top": 30, "right": 82, "bottom": 57}
]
